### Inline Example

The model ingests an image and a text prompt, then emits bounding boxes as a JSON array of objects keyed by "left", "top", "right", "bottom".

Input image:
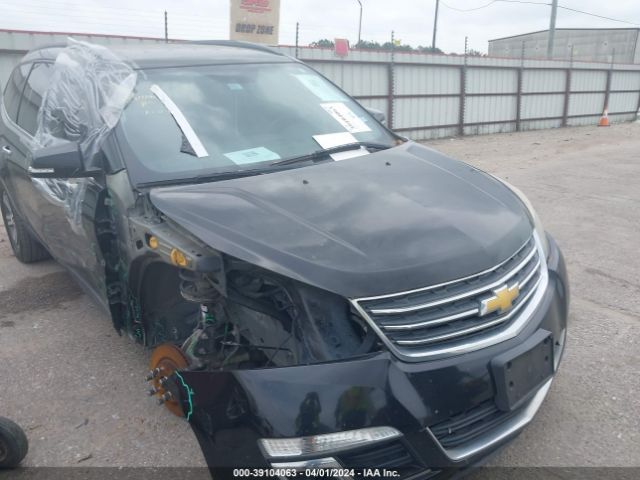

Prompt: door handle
[{"left": 1, "top": 146, "right": 11, "bottom": 155}]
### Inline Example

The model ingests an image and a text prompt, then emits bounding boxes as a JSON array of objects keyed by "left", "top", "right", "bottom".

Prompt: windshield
[{"left": 118, "top": 62, "right": 396, "bottom": 185}]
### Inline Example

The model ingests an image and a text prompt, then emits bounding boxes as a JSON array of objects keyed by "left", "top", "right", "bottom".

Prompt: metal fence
[{"left": 276, "top": 46, "right": 640, "bottom": 140}]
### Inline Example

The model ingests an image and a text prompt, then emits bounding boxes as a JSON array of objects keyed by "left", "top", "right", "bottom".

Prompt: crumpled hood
[{"left": 149, "top": 142, "right": 532, "bottom": 298}]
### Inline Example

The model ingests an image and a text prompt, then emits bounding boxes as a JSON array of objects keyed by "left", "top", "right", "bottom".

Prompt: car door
[
  {"left": 1, "top": 63, "right": 38, "bottom": 229},
  {"left": 13, "top": 61, "right": 108, "bottom": 302}
]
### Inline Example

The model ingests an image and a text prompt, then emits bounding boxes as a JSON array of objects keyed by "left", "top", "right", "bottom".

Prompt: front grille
[
  {"left": 353, "top": 234, "right": 545, "bottom": 359},
  {"left": 430, "top": 399, "right": 519, "bottom": 448}
]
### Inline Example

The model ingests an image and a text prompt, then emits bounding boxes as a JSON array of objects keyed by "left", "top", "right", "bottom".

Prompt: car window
[
  {"left": 17, "top": 62, "right": 52, "bottom": 136},
  {"left": 2, "top": 64, "right": 29, "bottom": 124},
  {"left": 119, "top": 63, "right": 395, "bottom": 185}
]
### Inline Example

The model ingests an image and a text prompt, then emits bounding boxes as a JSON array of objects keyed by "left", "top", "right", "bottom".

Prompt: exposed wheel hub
[{"left": 146, "top": 344, "right": 189, "bottom": 417}]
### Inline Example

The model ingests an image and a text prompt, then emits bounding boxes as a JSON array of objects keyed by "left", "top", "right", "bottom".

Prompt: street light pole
[
  {"left": 547, "top": 0, "right": 558, "bottom": 59},
  {"left": 356, "top": 0, "right": 363, "bottom": 46},
  {"left": 432, "top": 0, "right": 440, "bottom": 50}
]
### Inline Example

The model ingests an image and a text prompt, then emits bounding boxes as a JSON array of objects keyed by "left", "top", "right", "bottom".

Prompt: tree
[
  {"left": 309, "top": 39, "right": 335, "bottom": 48},
  {"left": 467, "top": 48, "right": 486, "bottom": 57},
  {"left": 311, "top": 38, "right": 444, "bottom": 54}
]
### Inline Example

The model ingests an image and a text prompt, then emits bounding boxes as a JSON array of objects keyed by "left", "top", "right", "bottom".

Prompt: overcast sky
[{"left": 1, "top": 0, "right": 639, "bottom": 53}]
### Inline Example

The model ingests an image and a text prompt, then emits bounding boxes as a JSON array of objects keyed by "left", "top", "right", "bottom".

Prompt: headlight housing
[{"left": 491, "top": 175, "right": 550, "bottom": 258}]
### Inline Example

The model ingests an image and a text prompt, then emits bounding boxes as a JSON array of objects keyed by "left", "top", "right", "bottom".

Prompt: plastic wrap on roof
[{"left": 34, "top": 38, "right": 137, "bottom": 168}]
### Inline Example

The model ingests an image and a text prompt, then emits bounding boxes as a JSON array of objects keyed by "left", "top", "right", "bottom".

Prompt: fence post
[
  {"left": 387, "top": 63, "right": 394, "bottom": 129},
  {"left": 458, "top": 37, "right": 468, "bottom": 136},
  {"left": 603, "top": 49, "right": 614, "bottom": 115},
  {"left": 636, "top": 81, "right": 640, "bottom": 120},
  {"left": 387, "top": 31, "right": 395, "bottom": 130},
  {"left": 562, "top": 68, "right": 571, "bottom": 127},
  {"left": 516, "top": 68, "right": 523, "bottom": 132}
]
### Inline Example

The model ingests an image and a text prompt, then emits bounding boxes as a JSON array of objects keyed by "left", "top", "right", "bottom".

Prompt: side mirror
[
  {"left": 366, "top": 107, "right": 386, "bottom": 125},
  {"left": 29, "top": 142, "right": 86, "bottom": 179}
]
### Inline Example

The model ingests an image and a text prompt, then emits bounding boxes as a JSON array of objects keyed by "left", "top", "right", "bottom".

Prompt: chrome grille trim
[
  {"left": 382, "top": 307, "right": 479, "bottom": 331},
  {"left": 350, "top": 232, "right": 549, "bottom": 361},
  {"left": 395, "top": 275, "right": 542, "bottom": 346},
  {"left": 369, "top": 244, "right": 537, "bottom": 315}
]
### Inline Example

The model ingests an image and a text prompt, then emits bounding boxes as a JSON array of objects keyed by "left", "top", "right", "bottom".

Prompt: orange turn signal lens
[
  {"left": 148, "top": 236, "right": 159, "bottom": 249},
  {"left": 170, "top": 248, "right": 189, "bottom": 267}
]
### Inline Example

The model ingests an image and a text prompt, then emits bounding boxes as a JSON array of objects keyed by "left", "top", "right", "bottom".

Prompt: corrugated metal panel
[
  {"left": 394, "top": 97, "right": 459, "bottom": 129},
  {"left": 465, "top": 95, "right": 517, "bottom": 123},
  {"left": 568, "top": 92, "right": 606, "bottom": 116},
  {"left": 608, "top": 92, "right": 639, "bottom": 113},
  {"left": 311, "top": 62, "right": 387, "bottom": 97},
  {"left": 466, "top": 68, "right": 517, "bottom": 94},
  {"left": 356, "top": 98, "right": 389, "bottom": 117},
  {"left": 522, "top": 70, "right": 565, "bottom": 93},
  {"left": 521, "top": 93, "right": 565, "bottom": 119},
  {"left": 571, "top": 70, "right": 607, "bottom": 92},
  {"left": 394, "top": 65, "right": 459, "bottom": 95},
  {"left": 610, "top": 71, "right": 640, "bottom": 91}
]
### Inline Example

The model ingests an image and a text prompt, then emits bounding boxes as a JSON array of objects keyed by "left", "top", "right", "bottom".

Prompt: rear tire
[
  {"left": 0, "top": 417, "right": 29, "bottom": 469},
  {"left": 1, "top": 190, "right": 50, "bottom": 264}
]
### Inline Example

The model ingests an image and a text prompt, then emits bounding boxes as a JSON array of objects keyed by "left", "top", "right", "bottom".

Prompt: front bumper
[{"left": 177, "top": 234, "right": 569, "bottom": 474}]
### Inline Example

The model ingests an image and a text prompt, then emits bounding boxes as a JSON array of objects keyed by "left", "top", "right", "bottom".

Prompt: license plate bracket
[{"left": 491, "top": 329, "right": 554, "bottom": 412}]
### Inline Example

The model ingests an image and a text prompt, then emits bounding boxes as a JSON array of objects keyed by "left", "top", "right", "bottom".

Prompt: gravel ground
[{"left": 0, "top": 123, "right": 638, "bottom": 472}]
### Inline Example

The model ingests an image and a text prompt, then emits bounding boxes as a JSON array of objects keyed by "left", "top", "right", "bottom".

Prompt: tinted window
[
  {"left": 17, "top": 62, "right": 52, "bottom": 135},
  {"left": 2, "top": 64, "right": 29, "bottom": 123}
]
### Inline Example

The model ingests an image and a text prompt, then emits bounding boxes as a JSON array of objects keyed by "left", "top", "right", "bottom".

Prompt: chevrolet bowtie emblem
[{"left": 480, "top": 283, "right": 520, "bottom": 316}]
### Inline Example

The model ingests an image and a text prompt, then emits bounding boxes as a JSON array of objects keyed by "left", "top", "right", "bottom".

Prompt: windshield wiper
[{"left": 270, "top": 142, "right": 393, "bottom": 167}]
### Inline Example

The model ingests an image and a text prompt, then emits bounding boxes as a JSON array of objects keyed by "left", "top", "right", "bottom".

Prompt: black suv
[{"left": 0, "top": 41, "right": 569, "bottom": 475}]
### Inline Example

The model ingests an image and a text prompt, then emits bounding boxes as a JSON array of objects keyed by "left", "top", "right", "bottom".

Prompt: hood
[{"left": 149, "top": 142, "right": 532, "bottom": 298}]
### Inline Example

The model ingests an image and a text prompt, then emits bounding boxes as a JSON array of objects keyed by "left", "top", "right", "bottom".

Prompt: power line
[
  {"left": 441, "top": 1, "right": 640, "bottom": 26},
  {"left": 557, "top": 5, "right": 640, "bottom": 27}
]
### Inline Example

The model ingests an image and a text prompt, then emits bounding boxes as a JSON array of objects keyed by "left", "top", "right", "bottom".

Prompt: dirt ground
[{"left": 0, "top": 123, "right": 639, "bottom": 471}]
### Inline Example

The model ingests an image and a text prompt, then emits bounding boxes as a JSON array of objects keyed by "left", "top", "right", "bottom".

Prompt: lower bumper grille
[
  {"left": 430, "top": 399, "right": 519, "bottom": 449},
  {"left": 337, "top": 441, "right": 437, "bottom": 478}
]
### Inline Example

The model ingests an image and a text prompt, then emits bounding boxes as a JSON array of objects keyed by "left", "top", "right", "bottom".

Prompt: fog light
[{"left": 259, "top": 426, "right": 402, "bottom": 459}]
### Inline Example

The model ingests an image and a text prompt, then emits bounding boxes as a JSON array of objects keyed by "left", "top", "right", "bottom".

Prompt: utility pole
[
  {"left": 432, "top": 0, "right": 440, "bottom": 50},
  {"left": 164, "top": 10, "right": 168, "bottom": 43},
  {"left": 356, "top": 0, "right": 363, "bottom": 46},
  {"left": 295, "top": 22, "right": 300, "bottom": 59},
  {"left": 547, "top": 0, "right": 558, "bottom": 59}
]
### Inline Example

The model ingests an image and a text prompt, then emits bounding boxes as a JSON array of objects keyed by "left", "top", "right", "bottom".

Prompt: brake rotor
[{"left": 148, "top": 344, "right": 189, "bottom": 417}]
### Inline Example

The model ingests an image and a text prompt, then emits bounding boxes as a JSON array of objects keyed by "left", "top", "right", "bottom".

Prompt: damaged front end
[{"left": 128, "top": 212, "right": 384, "bottom": 466}]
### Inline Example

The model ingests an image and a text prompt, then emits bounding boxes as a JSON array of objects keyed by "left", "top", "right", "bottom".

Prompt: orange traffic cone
[{"left": 598, "top": 108, "right": 610, "bottom": 127}]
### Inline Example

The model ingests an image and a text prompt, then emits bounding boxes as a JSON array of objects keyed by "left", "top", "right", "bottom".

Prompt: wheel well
[{"left": 137, "top": 261, "right": 199, "bottom": 347}]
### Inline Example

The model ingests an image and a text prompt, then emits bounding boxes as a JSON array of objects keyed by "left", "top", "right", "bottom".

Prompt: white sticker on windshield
[
  {"left": 321, "top": 102, "right": 372, "bottom": 134},
  {"left": 312, "top": 132, "right": 370, "bottom": 161},
  {"left": 224, "top": 147, "right": 280, "bottom": 165},
  {"left": 294, "top": 74, "right": 345, "bottom": 101}
]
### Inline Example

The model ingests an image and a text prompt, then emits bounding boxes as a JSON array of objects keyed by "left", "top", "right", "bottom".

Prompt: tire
[
  {"left": 1, "top": 190, "right": 50, "bottom": 264},
  {"left": 0, "top": 417, "right": 28, "bottom": 469}
]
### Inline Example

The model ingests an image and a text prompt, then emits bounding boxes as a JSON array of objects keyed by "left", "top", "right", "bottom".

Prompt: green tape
[{"left": 174, "top": 371, "right": 195, "bottom": 421}]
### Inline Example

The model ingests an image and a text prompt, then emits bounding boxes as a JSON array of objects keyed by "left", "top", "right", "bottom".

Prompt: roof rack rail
[{"left": 188, "top": 40, "right": 284, "bottom": 56}]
